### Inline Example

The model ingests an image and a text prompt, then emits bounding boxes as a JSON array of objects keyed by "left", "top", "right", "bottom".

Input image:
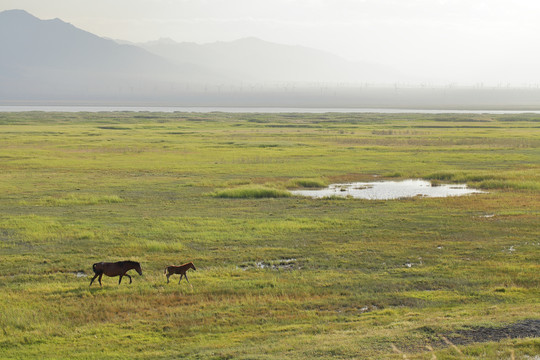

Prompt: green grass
[
  {"left": 213, "top": 186, "right": 292, "bottom": 198},
  {"left": 287, "top": 178, "right": 327, "bottom": 189},
  {"left": 475, "top": 179, "right": 540, "bottom": 191},
  {"left": 0, "top": 111, "right": 539, "bottom": 359},
  {"left": 37, "top": 194, "right": 125, "bottom": 206}
]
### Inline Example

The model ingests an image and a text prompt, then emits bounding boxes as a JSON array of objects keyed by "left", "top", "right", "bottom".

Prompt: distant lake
[{"left": 1, "top": 105, "right": 540, "bottom": 114}]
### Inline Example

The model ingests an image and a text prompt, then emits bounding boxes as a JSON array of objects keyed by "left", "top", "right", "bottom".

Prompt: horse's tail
[
  {"left": 92, "top": 262, "right": 103, "bottom": 274},
  {"left": 164, "top": 267, "right": 168, "bottom": 275}
]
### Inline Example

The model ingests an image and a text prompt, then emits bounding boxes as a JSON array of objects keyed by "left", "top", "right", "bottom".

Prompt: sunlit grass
[
  {"left": 287, "top": 178, "right": 327, "bottom": 189},
  {"left": 38, "top": 194, "right": 124, "bottom": 206},
  {"left": 212, "top": 186, "right": 292, "bottom": 198},
  {"left": 0, "top": 111, "right": 538, "bottom": 359},
  {"left": 475, "top": 179, "right": 540, "bottom": 191}
]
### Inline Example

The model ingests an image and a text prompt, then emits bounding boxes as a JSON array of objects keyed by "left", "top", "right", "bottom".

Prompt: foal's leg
[
  {"left": 178, "top": 273, "right": 184, "bottom": 284},
  {"left": 166, "top": 273, "right": 170, "bottom": 284},
  {"left": 98, "top": 274, "right": 103, "bottom": 287},
  {"left": 185, "top": 273, "right": 193, "bottom": 289}
]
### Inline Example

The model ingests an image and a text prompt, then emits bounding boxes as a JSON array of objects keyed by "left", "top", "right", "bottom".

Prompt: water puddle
[
  {"left": 75, "top": 271, "right": 87, "bottom": 278},
  {"left": 238, "top": 258, "right": 299, "bottom": 271},
  {"left": 290, "top": 179, "right": 485, "bottom": 200}
]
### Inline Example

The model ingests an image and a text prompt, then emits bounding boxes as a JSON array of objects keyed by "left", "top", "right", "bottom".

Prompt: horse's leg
[
  {"left": 119, "top": 275, "right": 123, "bottom": 285},
  {"left": 89, "top": 274, "right": 99, "bottom": 286},
  {"left": 178, "top": 274, "right": 183, "bottom": 284},
  {"left": 166, "top": 273, "right": 170, "bottom": 283},
  {"left": 126, "top": 274, "right": 132, "bottom": 284},
  {"left": 185, "top": 273, "right": 193, "bottom": 289},
  {"left": 98, "top": 274, "right": 103, "bottom": 287}
]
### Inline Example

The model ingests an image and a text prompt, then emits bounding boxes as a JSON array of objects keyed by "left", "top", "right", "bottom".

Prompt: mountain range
[
  {"left": 0, "top": 9, "right": 399, "bottom": 103},
  {"left": 135, "top": 37, "right": 398, "bottom": 84},
  {"left": 3, "top": 9, "right": 540, "bottom": 109},
  {"left": 0, "top": 9, "right": 224, "bottom": 101}
]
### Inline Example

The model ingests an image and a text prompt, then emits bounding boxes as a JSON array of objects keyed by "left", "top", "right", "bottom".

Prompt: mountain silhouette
[
  {"left": 138, "top": 36, "right": 398, "bottom": 83},
  {"left": 2, "top": 9, "right": 540, "bottom": 108},
  {"left": 0, "top": 9, "right": 220, "bottom": 101}
]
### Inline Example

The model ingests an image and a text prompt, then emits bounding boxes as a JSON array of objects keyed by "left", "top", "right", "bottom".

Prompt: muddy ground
[{"left": 447, "top": 319, "right": 540, "bottom": 345}]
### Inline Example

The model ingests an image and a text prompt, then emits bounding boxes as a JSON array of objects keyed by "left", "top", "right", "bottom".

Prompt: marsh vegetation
[{"left": 0, "top": 111, "right": 538, "bottom": 359}]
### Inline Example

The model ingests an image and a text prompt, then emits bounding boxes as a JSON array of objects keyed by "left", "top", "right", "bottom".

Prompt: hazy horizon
[{"left": 2, "top": 1, "right": 540, "bottom": 86}]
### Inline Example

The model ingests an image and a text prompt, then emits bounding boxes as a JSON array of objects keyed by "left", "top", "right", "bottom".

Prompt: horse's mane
[{"left": 121, "top": 260, "right": 140, "bottom": 266}]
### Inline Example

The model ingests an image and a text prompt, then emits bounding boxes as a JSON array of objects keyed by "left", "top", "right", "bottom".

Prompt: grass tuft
[
  {"left": 39, "top": 194, "right": 124, "bottom": 206},
  {"left": 424, "top": 171, "right": 497, "bottom": 183},
  {"left": 384, "top": 172, "right": 403, "bottom": 178},
  {"left": 424, "top": 171, "right": 458, "bottom": 181},
  {"left": 475, "top": 180, "right": 540, "bottom": 191},
  {"left": 212, "top": 186, "right": 292, "bottom": 199},
  {"left": 287, "top": 178, "right": 327, "bottom": 189}
]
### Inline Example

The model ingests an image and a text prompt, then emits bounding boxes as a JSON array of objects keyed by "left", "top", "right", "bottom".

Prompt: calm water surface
[{"left": 291, "top": 180, "right": 485, "bottom": 200}]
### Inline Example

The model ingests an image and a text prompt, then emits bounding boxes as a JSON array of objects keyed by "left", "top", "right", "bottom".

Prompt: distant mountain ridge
[
  {"left": 0, "top": 9, "right": 398, "bottom": 98},
  {"left": 0, "top": 9, "right": 222, "bottom": 101},
  {"left": 2, "top": 9, "right": 540, "bottom": 108},
  {"left": 136, "top": 37, "right": 399, "bottom": 83},
  {"left": 1, "top": 10, "right": 166, "bottom": 73}
]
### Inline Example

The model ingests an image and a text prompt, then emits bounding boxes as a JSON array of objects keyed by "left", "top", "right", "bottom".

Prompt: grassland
[{"left": 0, "top": 111, "right": 539, "bottom": 359}]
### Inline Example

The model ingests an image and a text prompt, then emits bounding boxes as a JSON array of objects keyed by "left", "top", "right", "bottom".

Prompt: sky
[{"left": 2, "top": 0, "right": 540, "bottom": 85}]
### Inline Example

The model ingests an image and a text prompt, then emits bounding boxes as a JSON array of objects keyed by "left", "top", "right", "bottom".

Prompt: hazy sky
[{"left": 2, "top": 0, "right": 540, "bottom": 84}]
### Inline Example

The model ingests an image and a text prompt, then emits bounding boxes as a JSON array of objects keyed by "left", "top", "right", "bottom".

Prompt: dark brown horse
[
  {"left": 164, "top": 262, "right": 196, "bottom": 285},
  {"left": 89, "top": 261, "right": 142, "bottom": 286}
]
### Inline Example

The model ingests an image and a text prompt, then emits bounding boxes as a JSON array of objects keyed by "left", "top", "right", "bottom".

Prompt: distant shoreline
[
  {"left": 3, "top": 85, "right": 540, "bottom": 113},
  {"left": 1, "top": 105, "right": 540, "bottom": 114}
]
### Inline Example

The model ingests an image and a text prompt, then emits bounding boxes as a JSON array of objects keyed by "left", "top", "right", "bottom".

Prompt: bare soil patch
[{"left": 447, "top": 319, "right": 540, "bottom": 345}]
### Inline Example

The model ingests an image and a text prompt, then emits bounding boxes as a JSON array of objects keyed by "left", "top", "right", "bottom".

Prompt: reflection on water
[{"left": 290, "top": 179, "right": 485, "bottom": 200}]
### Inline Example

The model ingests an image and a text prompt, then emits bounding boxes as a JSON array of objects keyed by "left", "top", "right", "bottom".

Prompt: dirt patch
[
  {"left": 411, "top": 320, "right": 540, "bottom": 355},
  {"left": 447, "top": 319, "right": 540, "bottom": 345}
]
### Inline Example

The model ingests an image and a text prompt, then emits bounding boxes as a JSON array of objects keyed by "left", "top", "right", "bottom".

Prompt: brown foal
[{"left": 164, "top": 262, "right": 196, "bottom": 285}]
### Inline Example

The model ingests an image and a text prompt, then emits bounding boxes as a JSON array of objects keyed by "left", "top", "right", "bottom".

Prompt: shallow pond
[{"left": 290, "top": 179, "right": 485, "bottom": 200}]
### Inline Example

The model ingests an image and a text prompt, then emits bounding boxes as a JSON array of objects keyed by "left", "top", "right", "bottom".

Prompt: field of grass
[{"left": 0, "top": 111, "right": 539, "bottom": 359}]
